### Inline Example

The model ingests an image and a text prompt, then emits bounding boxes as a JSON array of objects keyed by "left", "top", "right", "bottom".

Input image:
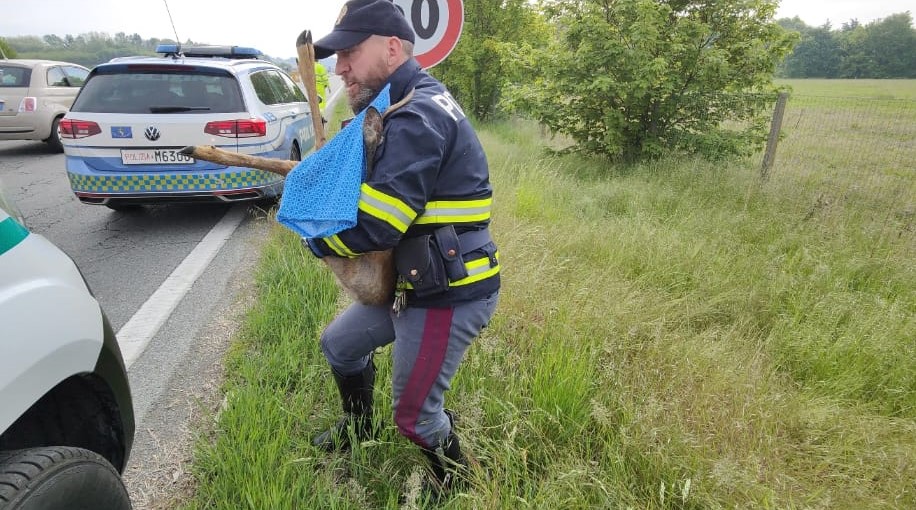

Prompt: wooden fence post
[{"left": 761, "top": 92, "right": 789, "bottom": 181}]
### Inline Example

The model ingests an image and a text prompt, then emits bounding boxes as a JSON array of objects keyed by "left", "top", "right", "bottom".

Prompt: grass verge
[{"left": 180, "top": 107, "right": 914, "bottom": 508}]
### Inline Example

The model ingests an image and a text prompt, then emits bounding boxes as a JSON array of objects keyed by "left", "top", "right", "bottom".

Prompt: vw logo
[{"left": 144, "top": 126, "right": 161, "bottom": 141}]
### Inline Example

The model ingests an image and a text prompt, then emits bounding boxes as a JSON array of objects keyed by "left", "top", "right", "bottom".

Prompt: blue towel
[{"left": 277, "top": 85, "right": 391, "bottom": 239}]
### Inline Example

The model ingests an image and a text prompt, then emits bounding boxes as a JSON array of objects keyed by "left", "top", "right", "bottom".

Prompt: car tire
[
  {"left": 289, "top": 142, "right": 301, "bottom": 162},
  {"left": 0, "top": 446, "right": 131, "bottom": 510},
  {"left": 46, "top": 117, "right": 64, "bottom": 153}
]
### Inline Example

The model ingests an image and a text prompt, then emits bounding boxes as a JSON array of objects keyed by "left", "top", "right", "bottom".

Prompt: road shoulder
[{"left": 122, "top": 206, "right": 271, "bottom": 509}]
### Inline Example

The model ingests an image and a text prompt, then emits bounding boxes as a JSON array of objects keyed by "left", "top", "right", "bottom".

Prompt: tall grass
[{"left": 181, "top": 97, "right": 914, "bottom": 508}]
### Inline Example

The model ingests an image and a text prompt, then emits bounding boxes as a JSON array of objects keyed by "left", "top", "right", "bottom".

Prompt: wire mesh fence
[{"left": 764, "top": 93, "right": 916, "bottom": 253}]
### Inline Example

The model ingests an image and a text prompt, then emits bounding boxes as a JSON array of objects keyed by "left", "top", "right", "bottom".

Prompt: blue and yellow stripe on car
[
  {"left": 67, "top": 170, "right": 282, "bottom": 193},
  {"left": 0, "top": 212, "right": 29, "bottom": 256}
]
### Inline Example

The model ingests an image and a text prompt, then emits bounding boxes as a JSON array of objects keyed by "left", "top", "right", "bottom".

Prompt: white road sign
[{"left": 392, "top": 0, "right": 464, "bottom": 68}]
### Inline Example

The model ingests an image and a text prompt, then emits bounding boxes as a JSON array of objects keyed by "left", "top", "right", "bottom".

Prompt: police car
[
  {"left": 61, "top": 44, "right": 315, "bottom": 210},
  {"left": 0, "top": 185, "right": 134, "bottom": 508}
]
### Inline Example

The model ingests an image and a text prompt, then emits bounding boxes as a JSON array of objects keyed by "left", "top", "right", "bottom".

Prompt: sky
[
  {"left": 775, "top": 0, "right": 912, "bottom": 28},
  {"left": 3, "top": 1, "right": 914, "bottom": 60},
  {"left": 3, "top": 0, "right": 352, "bottom": 59}
]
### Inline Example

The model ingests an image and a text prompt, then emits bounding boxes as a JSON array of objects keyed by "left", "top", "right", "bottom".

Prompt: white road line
[{"left": 118, "top": 205, "right": 247, "bottom": 368}]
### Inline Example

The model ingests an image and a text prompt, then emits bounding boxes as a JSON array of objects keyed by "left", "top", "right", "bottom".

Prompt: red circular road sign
[{"left": 392, "top": 0, "right": 464, "bottom": 69}]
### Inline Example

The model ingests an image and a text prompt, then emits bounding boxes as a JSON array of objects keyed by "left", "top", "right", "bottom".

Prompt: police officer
[
  {"left": 314, "top": 61, "right": 329, "bottom": 111},
  {"left": 307, "top": 0, "right": 500, "bottom": 499}
]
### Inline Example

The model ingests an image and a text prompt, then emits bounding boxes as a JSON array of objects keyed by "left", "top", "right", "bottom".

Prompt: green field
[
  {"left": 178, "top": 82, "right": 914, "bottom": 509},
  {"left": 777, "top": 79, "right": 916, "bottom": 100}
]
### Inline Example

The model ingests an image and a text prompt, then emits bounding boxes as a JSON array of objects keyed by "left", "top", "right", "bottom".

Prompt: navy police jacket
[{"left": 309, "top": 59, "right": 500, "bottom": 306}]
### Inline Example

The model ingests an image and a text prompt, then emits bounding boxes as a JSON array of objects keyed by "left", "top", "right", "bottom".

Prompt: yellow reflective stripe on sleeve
[
  {"left": 358, "top": 184, "right": 417, "bottom": 233},
  {"left": 323, "top": 234, "right": 358, "bottom": 257},
  {"left": 401, "top": 251, "right": 500, "bottom": 290},
  {"left": 414, "top": 197, "right": 492, "bottom": 225}
]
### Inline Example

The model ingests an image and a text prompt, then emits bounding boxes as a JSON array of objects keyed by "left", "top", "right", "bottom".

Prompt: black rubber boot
[
  {"left": 420, "top": 410, "right": 468, "bottom": 501},
  {"left": 312, "top": 358, "right": 375, "bottom": 452}
]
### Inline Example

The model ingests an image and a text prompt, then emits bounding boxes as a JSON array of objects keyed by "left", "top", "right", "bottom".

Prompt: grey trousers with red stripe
[{"left": 319, "top": 292, "right": 499, "bottom": 449}]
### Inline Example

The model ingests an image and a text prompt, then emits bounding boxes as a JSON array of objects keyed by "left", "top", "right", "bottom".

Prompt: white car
[
  {"left": 0, "top": 184, "right": 134, "bottom": 509},
  {"left": 61, "top": 44, "right": 316, "bottom": 210}
]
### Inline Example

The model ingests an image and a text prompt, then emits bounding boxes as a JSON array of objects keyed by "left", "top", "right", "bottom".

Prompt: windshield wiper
[{"left": 149, "top": 106, "right": 211, "bottom": 113}]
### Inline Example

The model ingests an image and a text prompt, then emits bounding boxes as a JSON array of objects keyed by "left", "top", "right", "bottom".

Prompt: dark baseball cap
[{"left": 314, "top": 0, "right": 416, "bottom": 59}]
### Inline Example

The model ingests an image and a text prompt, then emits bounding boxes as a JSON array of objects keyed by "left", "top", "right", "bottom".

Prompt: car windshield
[{"left": 71, "top": 71, "right": 245, "bottom": 114}]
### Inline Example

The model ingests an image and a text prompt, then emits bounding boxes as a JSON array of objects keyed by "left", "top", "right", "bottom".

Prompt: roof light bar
[
  {"left": 154, "top": 44, "right": 262, "bottom": 59},
  {"left": 155, "top": 44, "right": 180, "bottom": 54}
]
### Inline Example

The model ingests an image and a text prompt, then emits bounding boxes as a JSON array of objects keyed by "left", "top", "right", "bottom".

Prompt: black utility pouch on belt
[
  {"left": 394, "top": 234, "right": 449, "bottom": 297},
  {"left": 434, "top": 225, "right": 469, "bottom": 281}
]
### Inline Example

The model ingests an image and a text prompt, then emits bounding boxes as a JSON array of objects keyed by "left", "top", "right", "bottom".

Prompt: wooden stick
[
  {"left": 177, "top": 145, "right": 296, "bottom": 176},
  {"left": 296, "top": 29, "right": 327, "bottom": 150}
]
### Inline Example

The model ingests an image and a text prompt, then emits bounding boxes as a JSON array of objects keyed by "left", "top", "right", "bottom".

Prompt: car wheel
[
  {"left": 0, "top": 446, "right": 131, "bottom": 510},
  {"left": 289, "top": 142, "right": 301, "bottom": 162},
  {"left": 46, "top": 117, "right": 64, "bottom": 153}
]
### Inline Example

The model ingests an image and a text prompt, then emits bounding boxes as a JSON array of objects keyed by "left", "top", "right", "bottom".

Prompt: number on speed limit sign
[{"left": 392, "top": 0, "right": 464, "bottom": 69}]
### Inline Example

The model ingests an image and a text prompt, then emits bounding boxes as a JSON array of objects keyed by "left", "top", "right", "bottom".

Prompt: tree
[
  {"left": 4, "top": 33, "right": 162, "bottom": 68},
  {"left": 862, "top": 13, "right": 916, "bottom": 78},
  {"left": 777, "top": 12, "right": 915, "bottom": 79},
  {"left": 43, "top": 34, "right": 66, "bottom": 47},
  {"left": 506, "top": 0, "right": 797, "bottom": 161},
  {"left": 0, "top": 38, "right": 16, "bottom": 59},
  {"left": 783, "top": 24, "right": 841, "bottom": 77},
  {"left": 429, "top": 0, "right": 550, "bottom": 120},
  {"left": 778, "top": 15, "right": 811, "bottom": 35},
  {"left": 841, "top": 19, "right": 860, "bottom": 31},
  {"left": 837, "top": 23, "right": 874, "bottom": 78}
]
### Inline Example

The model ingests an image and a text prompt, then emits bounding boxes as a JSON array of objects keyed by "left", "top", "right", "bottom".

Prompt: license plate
[{"left": 121, "top": 149, "right": 194, "bottom": 165}]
